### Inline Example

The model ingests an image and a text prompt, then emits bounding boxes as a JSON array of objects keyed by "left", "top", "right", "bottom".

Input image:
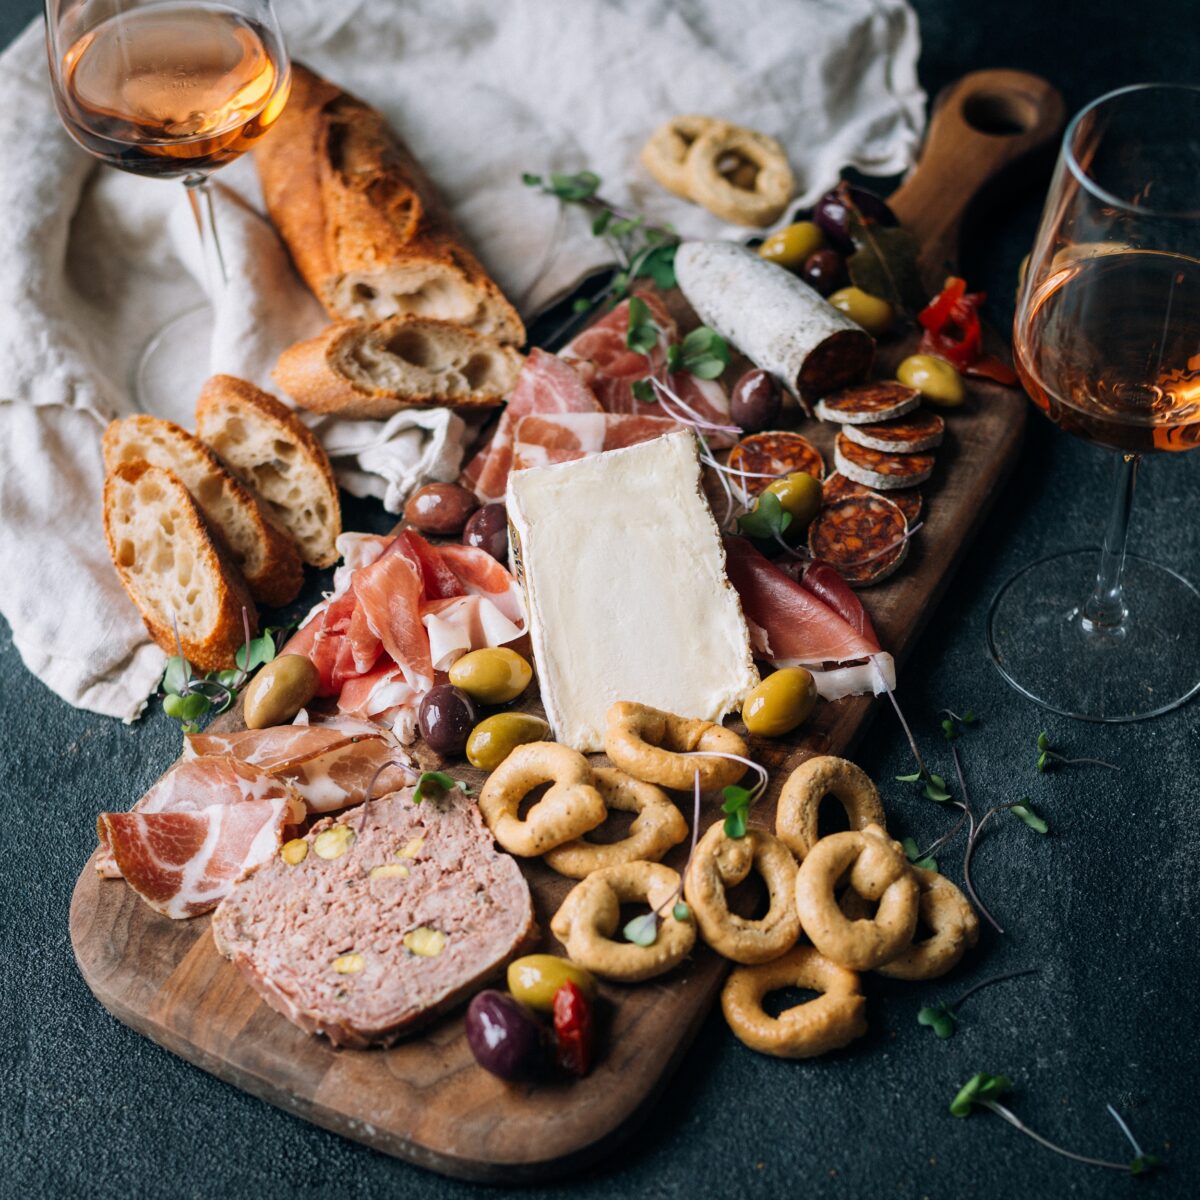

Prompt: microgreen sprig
[
  {"left": 1036, "top": 731, "right": 1120, "bottom": 774},
  {"left": 412, "top": 770, "right": 471, "bottom": 806},
  {"left": 950, "top": 1074, "right": 1161, "bottom": 1175},
  {"left": 901, "top": 836, "right": 938, "bottom": 872},
  {"left": 916, "top": 968, "right": 1039, "bottom": 1039},
  {"left": 940, "top": 708, "right": 977, "bottom": 742}
]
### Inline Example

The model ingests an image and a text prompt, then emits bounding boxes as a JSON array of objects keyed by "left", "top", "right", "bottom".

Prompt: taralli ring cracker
[
  {"left": 477, "top": 742, "right": 607, "bottom": 857},
  {"left": 775, "top": 756, "right": 888, "bottom": 861},
  {"left": 543, "top": 767, "right": 689, "bottom": 879},
  {"left": 683, "top": 823, "right": 799, "bottom": 964},
  {"left": 795, "top": 823, "right": 919, "bottom": 970},
  {"left": 685, "top": 123, "right": 795, "bottom": 227},
  {"left": 721, "top": 945, "right": 867, "bottom": 1058},
  {"left": 605, "top": 701, "right": 749, "bottom": 792},
  {"left": 808, "top": 494, "right": 910, "bottom": 588},
  {"left": 843, "top": 867, "right": 980, "bottom": 980},
  {"left": 550, "top": 861, "right": 696, "bottom": 982},
  {"left": 640, "top": 114, "right": 720, "bottom": 199}
]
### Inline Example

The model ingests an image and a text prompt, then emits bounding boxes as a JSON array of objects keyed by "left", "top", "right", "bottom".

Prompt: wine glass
[
  {"left": 988, "top": 84, "right": 1200, "bottom": 721},
  {"left": 43, "top": 0, "right": 291, "bottom": 407}
]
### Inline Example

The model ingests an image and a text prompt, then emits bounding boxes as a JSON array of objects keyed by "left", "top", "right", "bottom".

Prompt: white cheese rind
[{"left": 507, "top": 430, "right": 760, "bottom": 752}]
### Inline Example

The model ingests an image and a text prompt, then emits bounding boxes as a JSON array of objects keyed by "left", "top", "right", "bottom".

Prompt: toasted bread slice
[
  {"left": 195, "top": 375, "right": 342, "bottom": 569},
  {"left": 103, "top": 462, "right": 257, "bottom": 672},
  {"left": 103, "top": 415, "right": 303, "bottom": 607},
  {"left": 273, "top": 316, "right": 523, "bottom": 420}
]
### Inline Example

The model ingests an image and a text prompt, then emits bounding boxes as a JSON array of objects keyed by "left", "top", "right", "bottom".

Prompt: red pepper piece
[
  {"left": 918, "top": 276, "right": 967, "bottom": 333},
  {"left": 552, "top": 980, "right": 594, "bottom": 1077}
]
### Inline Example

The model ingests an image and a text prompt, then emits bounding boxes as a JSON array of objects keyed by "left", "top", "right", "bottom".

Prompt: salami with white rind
[
  {"left": 675, "top": 241, "right": 874, "bottom": 400},
  {"left": 834, "top": 433, "right": 935, "bottom": 490},
  {"left": 814, "top": 381, "right": 921, "bottom": 424},
  {"left": 841, "top": 410, "right": 945, "bottom": 453}
]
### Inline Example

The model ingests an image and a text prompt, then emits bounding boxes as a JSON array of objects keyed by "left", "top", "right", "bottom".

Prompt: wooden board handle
[{"left": 888, "top": 69, "right": 1066, "bottom": 282}]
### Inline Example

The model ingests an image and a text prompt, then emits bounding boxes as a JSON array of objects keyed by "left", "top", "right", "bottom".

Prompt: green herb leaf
[
  {"left": 521, "top": 172, "right": 543, "bottom": 187},
  {"left": 633, "top": 243, "right": 678, "bottom": 290},
  {"left": 164, "top": 692, "right": 209, "bottom": 722},
  {"left": 737, "top": 491, "right": 792, "bottom": 541},
  {"left": 1037, "top": 731, "right": 1050, "bottom": 752},
  {"left": 723, "top": 809, "right": 748, "bottom": 839},
  {"left": 896, "top": 771, "right": 923, "bottom": 784},
  {"left": 923, "top": 781, "right": 953, "bottom": 803},
  {"left": 625, "top": 295, "right": 660, "bottom": 356},
  {"left": 236, "top": 634, "right": 277, "bottom": 674},
  {"left": 950, "top": 1072, "right": 1011, "bottom": 1118},
  {"left": 591, "top": 210, "right": 612, "bottom": 236},
  {"left": 721, "top": 784, "right": 754, "bottom": 839},
  {"left": 1130, "top": 1154, "right": 1161, "bottom": 1176},
  {"left": 665, "top": 343, "right": 681, "bottom": 373},
  {"left": 901, "top": 836, "right": 938, "bottom": 873},
  {"left": 547, "top": 170, "right": 600, "bottom": 202},
  {"left": 1037, "top": 750, "right": 1049, "bottom": 773},
  {"left": 942, "top": 718, "right": 958, "bottom": 741},
  {"left": 918, "top": 1004, "right": 957, "bottom": 1039},
  {"left": 572, "top": 296, "right": 594, "bottom": 314},
  {"left": 963, "top": 710, "right": 977, "bottom": 725},
  {"left": 631, "top": 378, "right": 657, "bottom": 403},
  {"left": 210, "top": 668, "right": 241, "bottom": 689},
  {"left": 674, "top": 326, "right": 731, "bottom": 380},
  {"left": 624, "top": 911, "right": 659, "bottom": 946},
  {"left": 1010, "top": 800, "right": 1048, "bottom": 834},
  {"left": 672, "top": 901, "right": 691, "bottom": 922},
  {"left": 161, "top": 656, "right": 191, "bottom": 698},
  {"left": 845, "top": 212, "right": 925, "bottom": 314},
  {"left": 608, "top": 215, "right": 643, "bottom": 238},
  {"left": 413, "top": 770, "right": 457, "bottom": 805}
]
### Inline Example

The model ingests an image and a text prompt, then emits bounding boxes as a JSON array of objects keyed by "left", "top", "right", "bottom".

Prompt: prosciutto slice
[
  {"left": 462, "top": 348, "right": 602, "bottom": 502},
  {"left": 351, "top": 537, "right": 434, "bottom": 693},
  {"left": 511, "top": 412, "right": 682, "bottom": 470}
]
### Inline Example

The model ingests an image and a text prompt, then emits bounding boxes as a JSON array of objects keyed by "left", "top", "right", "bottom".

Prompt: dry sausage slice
[
  {"left": 727, "top": 430, "right": 825, "bottom": 498},
  {"left": 840, "top": 409, "right": 945, "bottom": 453},
  {"left": 814, "top": 381, "right": 920, "bottom": 425},
  {"left": 823, "top": 471, "right": 922, "bottom": 525},
  {"left": 808, "top": 494, "right": 909, "bottom": 586},
  {"left": 834, "top": 433, "right": 934, "bottom": 490}
]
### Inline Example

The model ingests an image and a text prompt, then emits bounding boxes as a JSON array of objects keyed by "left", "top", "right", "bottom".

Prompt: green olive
[
  {"left": 757, "top": 221, "right": 825, "bottom": 272},
  {"left": 827, "top": 286, "right": 895, "bottom": 336},
  {"left": 242, "top": 654, "right": 319, "bottom": 729},
  {"left": 896, "top": 354, "right": 965, "bottom": 408},
  {"left": 448, "top": 647, "right": 533, "bottom": 705},
  {"left": 762, "top": 472, "right": 823, "bottom": 529},
  {"left": 506, "top": 954, "right": 597, "bottom": 1012},
  {"left": 466, "top": 712, "right": 550, "bottom": 771},
  {"left": 741, "top": 667, "right": 818, "bottom": 737}
]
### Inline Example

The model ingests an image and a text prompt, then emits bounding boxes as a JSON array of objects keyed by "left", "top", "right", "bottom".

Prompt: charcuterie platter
[{"left": 72, "top": 70, "right": 1064, "bottom": 1182}]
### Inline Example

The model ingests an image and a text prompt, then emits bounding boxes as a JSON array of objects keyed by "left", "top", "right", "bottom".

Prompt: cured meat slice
[
  {"left": 824, "top": 471, "right": 922, "bottom": 525},
  {"left": 391, "top": 529, "right": 464, "bottom": 602},
  {"left": 794, "top": 559, "right": 881, "bottom": 645},
  {"left": 808, "top": 495, "right": 910, "bottom": 587},
  {"left": 727, "top": 431, "right": 825, "bottom": 499},
  {"left": 185, "top": 725, "right": 357, "bottom": 769},
  {"left": 815, "top": 381, "right": 920, "bottom": 425},
  {"left": 99, "top": 799, "right": 291, "bottom": 919},
  {"left": 422, "top": 594, "right": 524, "bottom": 672},
  {"left": 834, "top": 433, "right": 935, "bottom": 490},
  {"left": 511, "top": 412, "right": 681, "bottom": 470},
  {"left": 212, "top": 789, "right": 537, "bottom": 1047},
  {"left": 561, "top": 290, "right": 676, "bottom": 380},
  {"left": 351, "top": 537, "right": 434, "bottom": 693},
  {"left": 437, "top": 543, "right": 525, "bottom": 626},
  {"left": 841, "top": 409, "right": 945, "bottom": 453},
  {"left": 462, "top": 349, "right": 601, "bottom": 502}
]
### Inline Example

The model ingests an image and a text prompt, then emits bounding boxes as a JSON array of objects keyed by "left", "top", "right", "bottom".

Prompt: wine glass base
[
  {"left": 133, "top": 302, "right": 215, "bottom": 422},
  {"left": 987, "top": 549, "right": 1200, "bottom": 722}
]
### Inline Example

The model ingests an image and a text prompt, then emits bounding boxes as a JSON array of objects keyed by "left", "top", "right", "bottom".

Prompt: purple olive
[
  {"left": 463, "top": 502, "right": 508, "bottom": 562},
  {"left": 730, "top": 369, "right": 782, "bottom": 433},
  {"left": 404, "top": 482, "right": 479, "bottom": 535},
  {"left": 418, "top": 684, "right": 477, "bottom": 756},
  {"left": 800, "top": 248, "right": 848, "bottom": 297},
  {"left": 465, "top": 990, "right": 546, "bottom": 1081},
  {"left": 812, "top": 183, "right": 898, "bottom": 253}
]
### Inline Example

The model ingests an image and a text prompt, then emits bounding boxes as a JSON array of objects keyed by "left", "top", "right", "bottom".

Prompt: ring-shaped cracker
[
  {"left": 640, "top": 114, "right": 721, "bottom": 199},
  {"left": 543, "top": 767, "right": 689, "bottom": 879},
  {"left": 795, "top": 823, "right": 919, "bottom": 970},
  {"left": 605, "top": 701, "right": 748, "bottom": 792},
  {"left": 683, "top": 822, "right": 800, "bottom": 964},
  {"left": 477, "top": 742, "right": 606, "bottom": 857},
  {"left": 842, "top": 867, "right": 980, "bottom": 980},
  {"left": 721, "top": 945, "right": 867, "bottom": 1058},
  {"left": 550, "top": 861, "right": 696, "bottom": 982},
  {"left": 775, "top": 755, "right": 888, "bottom": 861},
  {"left": 685, "top": 124, "right": 795, "bottom": 227}
]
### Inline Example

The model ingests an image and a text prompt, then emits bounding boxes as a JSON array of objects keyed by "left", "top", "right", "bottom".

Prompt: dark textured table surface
[{"left": 3, "top": 2, "right": 1197, "bottom": 1197}]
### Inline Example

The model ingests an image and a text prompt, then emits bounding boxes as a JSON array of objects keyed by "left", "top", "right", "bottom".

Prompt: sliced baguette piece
[
  {"left": 254, "top": 64, "right": 525, "bottom": 344},
  {"left": 103, "top": 415, "right": 303, "bottom": 608},
  {"left": 103, "top": 461, "right": 257, "bottom": 672},
  {"left": 195, "top": 375, "right": 342, "bottom": 568},
  {"left": 274, "top": 316, "right": 524, "bottom": 419}
]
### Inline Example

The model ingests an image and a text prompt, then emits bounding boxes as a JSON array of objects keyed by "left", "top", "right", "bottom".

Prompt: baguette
[
  {"left": 103, "top": 462, "right": 257, "bottom": 672},
  {"left": 255, "top": 63, "right": 524, "bottom": 344},
  {"left": 273, "top": 316, "right": 523, "bottom": 420},
  {"left": 103, "top": 415, "right": 303, "bottom": 608},
  {"left": 195, "top": 375, "right": 342, "bottom": 569}
]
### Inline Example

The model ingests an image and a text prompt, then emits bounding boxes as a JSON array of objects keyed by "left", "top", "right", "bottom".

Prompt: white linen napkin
[{"left": 0, "top": 0, "right": 924, "bottom": 720}]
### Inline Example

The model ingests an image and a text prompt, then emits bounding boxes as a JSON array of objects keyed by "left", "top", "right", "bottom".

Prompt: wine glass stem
[
  {"left": 1081, "top": 452, "right": 1140, "bottom": 631},
  {"left": 183, "top": 173, "right": 228, "bottom": 292}
]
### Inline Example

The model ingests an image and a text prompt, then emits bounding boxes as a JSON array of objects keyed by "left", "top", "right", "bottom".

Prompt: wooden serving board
[{"left": 71, "top": 71, "right": 1064, "bottom": 1182}]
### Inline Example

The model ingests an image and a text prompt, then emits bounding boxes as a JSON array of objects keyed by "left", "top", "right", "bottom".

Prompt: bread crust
[
  {"left": 254, "top": 64, "right": 524, "bottom": 344},
  {"left": 103, "top": 461, "right": 258, "bottom": 672}
]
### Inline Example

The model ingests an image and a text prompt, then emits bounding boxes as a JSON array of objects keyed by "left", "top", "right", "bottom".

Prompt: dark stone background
[{"left": 2, "top": 2, "right": 1197, "bottom": 1197}]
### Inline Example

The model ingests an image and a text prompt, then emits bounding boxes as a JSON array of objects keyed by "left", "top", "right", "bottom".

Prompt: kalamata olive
[
  {"left": 827, "top": 286, "right": 896, "bottom": 336},
  {"left": 896, "top": 354, "right": 966, "bottom": 407},
  {"left": 813, "top": 183, "right": 898, "bottom": 253},
  {"left": 449, "top": 647, "right": 532, "bottom": 705},
  {"left": 466, "top": 712, "right": 550, "bottom": 771},
  {"left": 418, "top": 684, "right": 477, "bottom": 756},
  {"left": 463, "top": 502, "right": 508, "bottom": 562},
  {"left": 730, "top": 369, "right": 782, "bottom": 433},
  {"left": 757, "top": 221, "right": 824, "bottom": 272},
  {"left": 404, "top": 482, "right": 479, "bottom": 535},
  {"left": 742, "top": 667, "right": 818, "bottom": 737},
  {"left": 507, "top": 955, "right": 597, "bottom": 1012},
  {"left": 242, "top": 654, "right": 319, "bottom": 729},
  {"left": 800, "top": 248, "right": 848, "bottom": 297},
  {"left": 465, "top": 990, "right": 546, "bottom": 1081}
]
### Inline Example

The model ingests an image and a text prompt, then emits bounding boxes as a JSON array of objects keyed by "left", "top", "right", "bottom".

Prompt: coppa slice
[
  {"left": 808, "top": 495, "right": 909, "bottom": 587},
  {"left": 212, "top": 789, "right": 536, "bottom": 1048},
  {"left": 512, "top": 412, "right": 681, "bottom": 470},
  {"left": 834, "top": 433, "right": 935, "bottom": 490},
  {"left": 727, "top": 431, "right": 825, "bottom": 499},
  {"left": 824, "top": 471, "right": 922, "bottom": 525},
  {"left": 841, "top": 409, "right": 945, "bottom": 453},
  {"left": 814, "top": 381, "right": 920, "bottom": 425}
]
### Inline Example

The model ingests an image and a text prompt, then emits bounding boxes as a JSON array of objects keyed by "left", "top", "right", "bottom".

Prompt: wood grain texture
[{"left": 71, "top": 70, "right": 1061, "bottom": 1182}]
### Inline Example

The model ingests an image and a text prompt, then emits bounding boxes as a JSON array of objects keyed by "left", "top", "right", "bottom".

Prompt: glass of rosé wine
[
  {"left": 43, "top": 0, "right": 291, "bottom": 405},
  {"left": 988, "top": 84, "right": 1200, "bottom": 721}
]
